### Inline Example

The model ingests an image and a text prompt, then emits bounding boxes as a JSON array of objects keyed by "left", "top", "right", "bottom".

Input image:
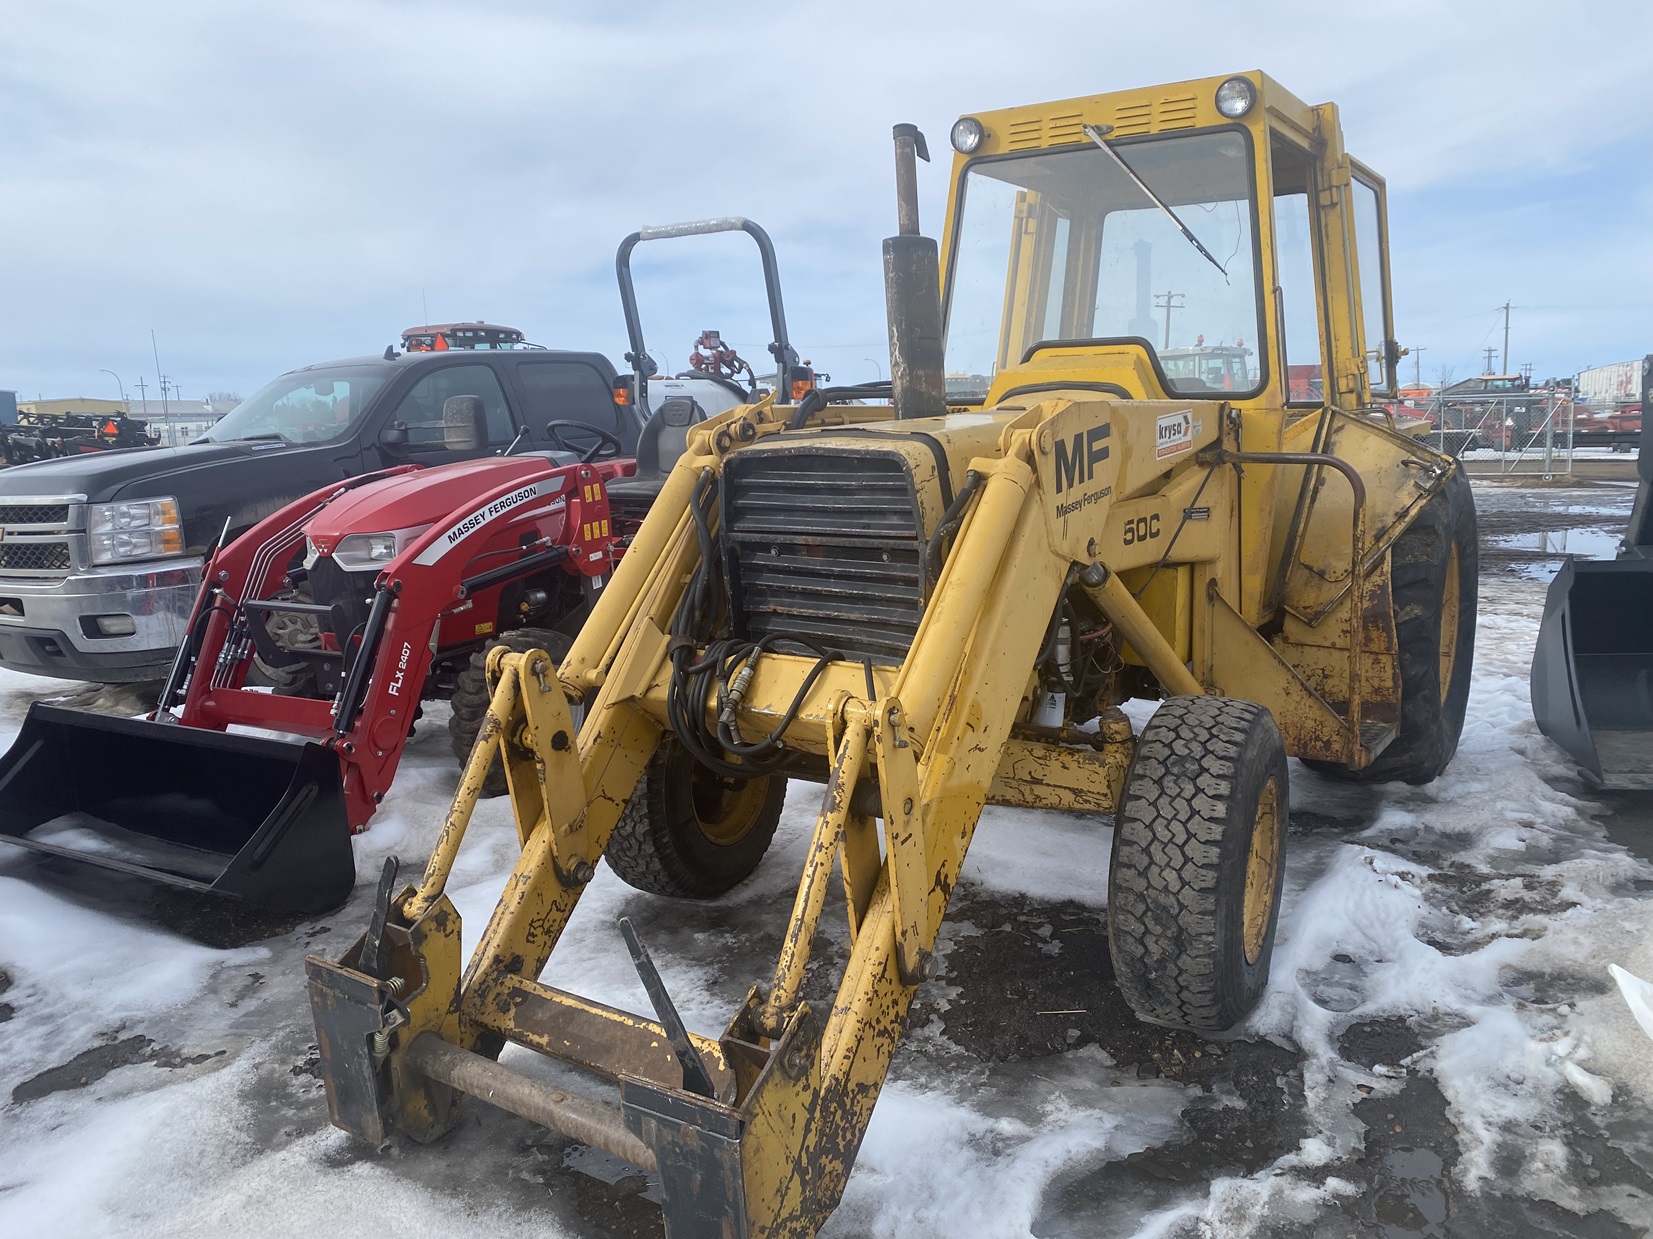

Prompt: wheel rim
[
  {"left": 1439, "top": 542, "right": 1461, "bottom": 703},
  {"left": 689, "top": 766, "right": 769, "bottom": 846},
  {"left": 1242, "top": 776, "right": 1282, "bottom": 965}
]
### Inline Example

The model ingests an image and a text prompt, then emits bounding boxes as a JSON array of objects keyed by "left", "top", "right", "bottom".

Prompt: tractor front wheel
[
  {"left": 448, "top": 627, "right": 573, "bottom": 797},
  {"left": 1108, "top": 695, "right": 1289, "bottom": 1034},
  {"left": 604, "top": 737, "right": 786, "bottom": 898}
]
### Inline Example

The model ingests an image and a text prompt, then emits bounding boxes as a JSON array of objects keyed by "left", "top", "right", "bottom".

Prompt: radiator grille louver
[{"left": 723, "top": 451, "right": 927, "bottom": 664}]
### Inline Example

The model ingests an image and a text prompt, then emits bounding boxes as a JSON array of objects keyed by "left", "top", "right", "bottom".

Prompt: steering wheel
[{"left": 543, "top": 420, "right": 624, "bottom": 463}]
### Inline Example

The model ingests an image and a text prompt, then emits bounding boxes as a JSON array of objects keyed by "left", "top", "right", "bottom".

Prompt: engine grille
[
  {"left": 0, "top": 542, "right": 72, "bottom": 573},
  {"left": 723, "top": 448, "right": 927, "bottom": 663}
]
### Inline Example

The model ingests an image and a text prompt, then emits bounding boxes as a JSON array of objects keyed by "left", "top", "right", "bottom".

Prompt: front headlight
[
  {"left": 1214, "top": 76, "right": 1256, "bottom": 118},
  {"left": 89, "top": 497, "right": 184, "bottom": 565},
  {"left": 330, "top": 525, "right": 432, "bottom": 572}
]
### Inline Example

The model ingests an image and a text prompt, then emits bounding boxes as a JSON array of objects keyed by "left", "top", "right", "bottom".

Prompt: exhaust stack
[{"left": 883, "top": 124, "right": 947, "bottom": 421}]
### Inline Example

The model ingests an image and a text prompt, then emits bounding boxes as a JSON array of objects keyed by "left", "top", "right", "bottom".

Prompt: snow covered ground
[{"left": 2, "top": 486, "right": 1651, "bottom": 1237}]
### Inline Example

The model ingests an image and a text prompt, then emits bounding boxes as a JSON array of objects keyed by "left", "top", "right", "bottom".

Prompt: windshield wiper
[
  {"left": 220, "top": 433, "right": 288, "bottom": 443},
  {"left": 1082, "top": 123, "right": 1229, "bottom": 281}
]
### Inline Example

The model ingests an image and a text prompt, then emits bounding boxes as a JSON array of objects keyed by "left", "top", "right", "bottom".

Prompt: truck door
[
  {"left": 507, "top": 357, "right": 638, "bottom": 456},
  {"left": 374, "top": 362, "right": 518, "bottom": 466}
]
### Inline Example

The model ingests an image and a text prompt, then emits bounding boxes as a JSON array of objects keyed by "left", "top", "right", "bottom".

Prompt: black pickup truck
[{"left": 0, "top": 346, "right": 641, "bottom": 682}]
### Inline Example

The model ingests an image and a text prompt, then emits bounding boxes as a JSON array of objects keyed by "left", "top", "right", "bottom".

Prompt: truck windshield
[
  {"left": 944, "top": 129, "right": 1262, "bottom": 401},
  {"left": 201, "top": 367, "right": 390, "bottom": 445}
]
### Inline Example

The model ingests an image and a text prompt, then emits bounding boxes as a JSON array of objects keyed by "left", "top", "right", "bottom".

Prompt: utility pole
[
  {"left": 1153, "top": 290, "right": 1185, "bottom": 351},
  {"left": 1412, "top": 346, "right": 1427, "bottom": 389},
  {"left": 1501, "top": 301, "right": 1511, "bottom": 375},
  {"left": 1483, "top": 346, "right": 1498, "bottom": 375},
  {"left": 134, "top": 376, "right": 149, "bottom": 416}
]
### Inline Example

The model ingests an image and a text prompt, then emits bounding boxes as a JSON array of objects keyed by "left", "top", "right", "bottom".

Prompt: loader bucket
[
  {"left": 1532, "top": 558, "right": 1653, "bottom": 790},
  {"left": 0, "top": 704, "right": 355, "bottom": 911}
]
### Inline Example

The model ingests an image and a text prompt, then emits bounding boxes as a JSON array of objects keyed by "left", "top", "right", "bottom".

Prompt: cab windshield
[
  {"left": 944, "top": 129, "right": 1263, "bottom": 401},
  {"left": 201, "top": 366, "right": 390, "bottom": 445}
]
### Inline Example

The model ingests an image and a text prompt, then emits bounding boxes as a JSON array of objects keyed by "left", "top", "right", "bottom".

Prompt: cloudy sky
[{"left": 2, "top": 0, "right": 1648, "bottom": 405}]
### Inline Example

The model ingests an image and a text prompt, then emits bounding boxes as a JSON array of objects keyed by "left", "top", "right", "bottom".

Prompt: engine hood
[
  {"left": 0, "top": 439, "right": 305, "bottom": 501},
  {"left": 308, "top": 456, "right": 561, "bottom": 545}
]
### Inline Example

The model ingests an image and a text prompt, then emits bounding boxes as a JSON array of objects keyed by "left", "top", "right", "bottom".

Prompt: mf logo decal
[
  {"left": 1053, "top": 423, "right": 1112, "bottom": 494},
  {"left": 1036, "top": 400, "right": 1122, "bottom": 560}
]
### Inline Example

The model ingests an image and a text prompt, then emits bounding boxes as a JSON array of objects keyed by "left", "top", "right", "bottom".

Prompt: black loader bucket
[
  {"left": 0, "top": 704, "right": 355, "bottom": 912},
  {"left": 1533, "top": 558, "right": 1653, "bottom": 791}
]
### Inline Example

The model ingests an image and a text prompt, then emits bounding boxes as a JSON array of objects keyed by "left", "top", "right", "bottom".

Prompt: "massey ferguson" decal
[{"left": 411, "top": 477, "right": 566, "bottom": 566}]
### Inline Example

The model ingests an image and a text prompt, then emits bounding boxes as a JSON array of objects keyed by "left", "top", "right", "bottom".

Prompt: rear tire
[
  {"left": 604, "top": 737, "right": 786, "bottom": 898},
  {"left": 1303, "top": 469, "right": 1477, "bottom": 785},
  {"left": 448, "top": 628, "right": 572, "bottom": 797},
  {"left": 1108, "top": 695, "right": 1289, "bottom": 1034}
]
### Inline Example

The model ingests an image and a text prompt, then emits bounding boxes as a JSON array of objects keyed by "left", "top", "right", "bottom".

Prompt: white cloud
[{"left": 0, "top": 0, "right": 1647, "bottom": 398}]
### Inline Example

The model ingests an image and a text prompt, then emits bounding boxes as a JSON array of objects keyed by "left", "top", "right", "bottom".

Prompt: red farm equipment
[{"left": 0, "top": 399, "right": 628, "bottom": 911}]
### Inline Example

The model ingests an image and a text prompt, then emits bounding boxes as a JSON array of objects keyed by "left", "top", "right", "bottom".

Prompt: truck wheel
[
  {"left": 448, "top": 628, "right": 572, "bottom": 797},
  {"left": 1303, "top": 469, "right": 1477, "bottom": 786},
  {"left": 604, "top": 737, "right": 786, "bottom": 898},
  {"left": 1108, "top": 695, "right": 1289, "bottom": 1034}
]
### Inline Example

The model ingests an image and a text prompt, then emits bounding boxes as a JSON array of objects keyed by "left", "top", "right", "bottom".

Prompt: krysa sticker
[{"left": 1155, "top": 410, "right": 1194, "bottom": 459}]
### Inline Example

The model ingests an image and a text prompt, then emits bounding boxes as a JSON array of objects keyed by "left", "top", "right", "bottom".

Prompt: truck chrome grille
[
  {"left": 0, "top": 499, "right": 81, "bottom": 578},
  {"left": 723, "top": 449, "right": 927, "bottom": 664},
  {"left": 0, "top": 503, "right": 69, "bottom": 526},
  {"left": 0, "top": 542, "right": 72, "bottom": 573}
]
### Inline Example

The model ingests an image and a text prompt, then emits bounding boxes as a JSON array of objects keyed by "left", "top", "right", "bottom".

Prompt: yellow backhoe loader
[{"left": 305, "top": 71, "right": 1477, "bottom": 1237}]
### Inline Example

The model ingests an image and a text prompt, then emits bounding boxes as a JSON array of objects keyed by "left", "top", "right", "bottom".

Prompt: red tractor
[
  {"left": 0, "top": 400, "right": 630, "bottom": 910},
  {"left": 0, "top": 217, "right": 807, "bottom": 913}
]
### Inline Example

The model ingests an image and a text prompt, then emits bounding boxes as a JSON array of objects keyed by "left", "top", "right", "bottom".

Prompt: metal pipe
[
  {"left": 1079, "top": 566, "right": 1204, "bottom": 698},
  {"left": 884, "top": 124, "right": 946, "bottom": 421},
  {"left": 403, "top": 1033, "right": 658, "bottom": 1173},
  {"left": 892, "top": 126, "right": 923, "bottom": 237}
]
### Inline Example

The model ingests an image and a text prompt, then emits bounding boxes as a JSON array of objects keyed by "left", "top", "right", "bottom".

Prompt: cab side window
[
  {"left": 1350, "top": 176, "right": 1392, "bottom": 396},
  {"left": 392, "top": 364, "right": 514, "bottom": 446},
  {"left": 515, "top": 361, "right": 620, "bottom": 437}
]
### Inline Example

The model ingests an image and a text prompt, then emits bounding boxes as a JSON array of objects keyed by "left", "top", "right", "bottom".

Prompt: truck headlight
[
  {"left": 330, "top": 525, "right": 432, "bottom": 572},
  {"left": 89, "top": 497, "right": 184, "bottom": 565}
]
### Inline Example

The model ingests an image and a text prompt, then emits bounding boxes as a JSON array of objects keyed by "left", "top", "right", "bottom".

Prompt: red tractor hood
[{"left": 309, "top": 457, "right": 555, "bottom": 549}]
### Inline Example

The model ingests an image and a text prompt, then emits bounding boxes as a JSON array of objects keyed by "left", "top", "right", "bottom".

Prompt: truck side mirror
[
  {"left": 379, "top": 422, "right": 410, "bottom": 450},
  {"left": 442, "top": 396, "right": 488, "bottom": 452}
]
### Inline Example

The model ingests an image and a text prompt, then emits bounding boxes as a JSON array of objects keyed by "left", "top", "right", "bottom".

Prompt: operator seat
[{"left": 607, "top": 396, "right": 707, "bottom": 507}]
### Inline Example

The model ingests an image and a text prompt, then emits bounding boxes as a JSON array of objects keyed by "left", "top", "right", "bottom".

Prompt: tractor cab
[
  {"left": 940, "top": 72, "right": 1399, "bottom": 421},
  {"left": 1161, "top": 340, "right": 1255, "bottom": 393}
]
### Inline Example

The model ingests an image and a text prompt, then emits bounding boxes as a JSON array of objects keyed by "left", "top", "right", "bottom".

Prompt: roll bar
[{"left": 614, "top": 217, "right": 799, "bottom": 417}]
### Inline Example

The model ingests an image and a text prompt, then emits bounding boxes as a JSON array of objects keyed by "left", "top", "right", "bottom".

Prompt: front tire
[
  {"left": 1108, "top": 695, "right": 1289, "bottom": 1034},
  {"left": 448, "top": 627, "right": 573, "bottom": 797},
  {"left": 1304, "top": 468, "right": 1477, "bottom": 785},
  {"left": 604, "top": 737, "right": 785, "bottom": 898}
]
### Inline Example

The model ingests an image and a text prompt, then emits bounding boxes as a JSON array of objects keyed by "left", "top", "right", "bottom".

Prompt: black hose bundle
[{"left": 664, "top": 468, "right": 875, "bottom": 779}]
